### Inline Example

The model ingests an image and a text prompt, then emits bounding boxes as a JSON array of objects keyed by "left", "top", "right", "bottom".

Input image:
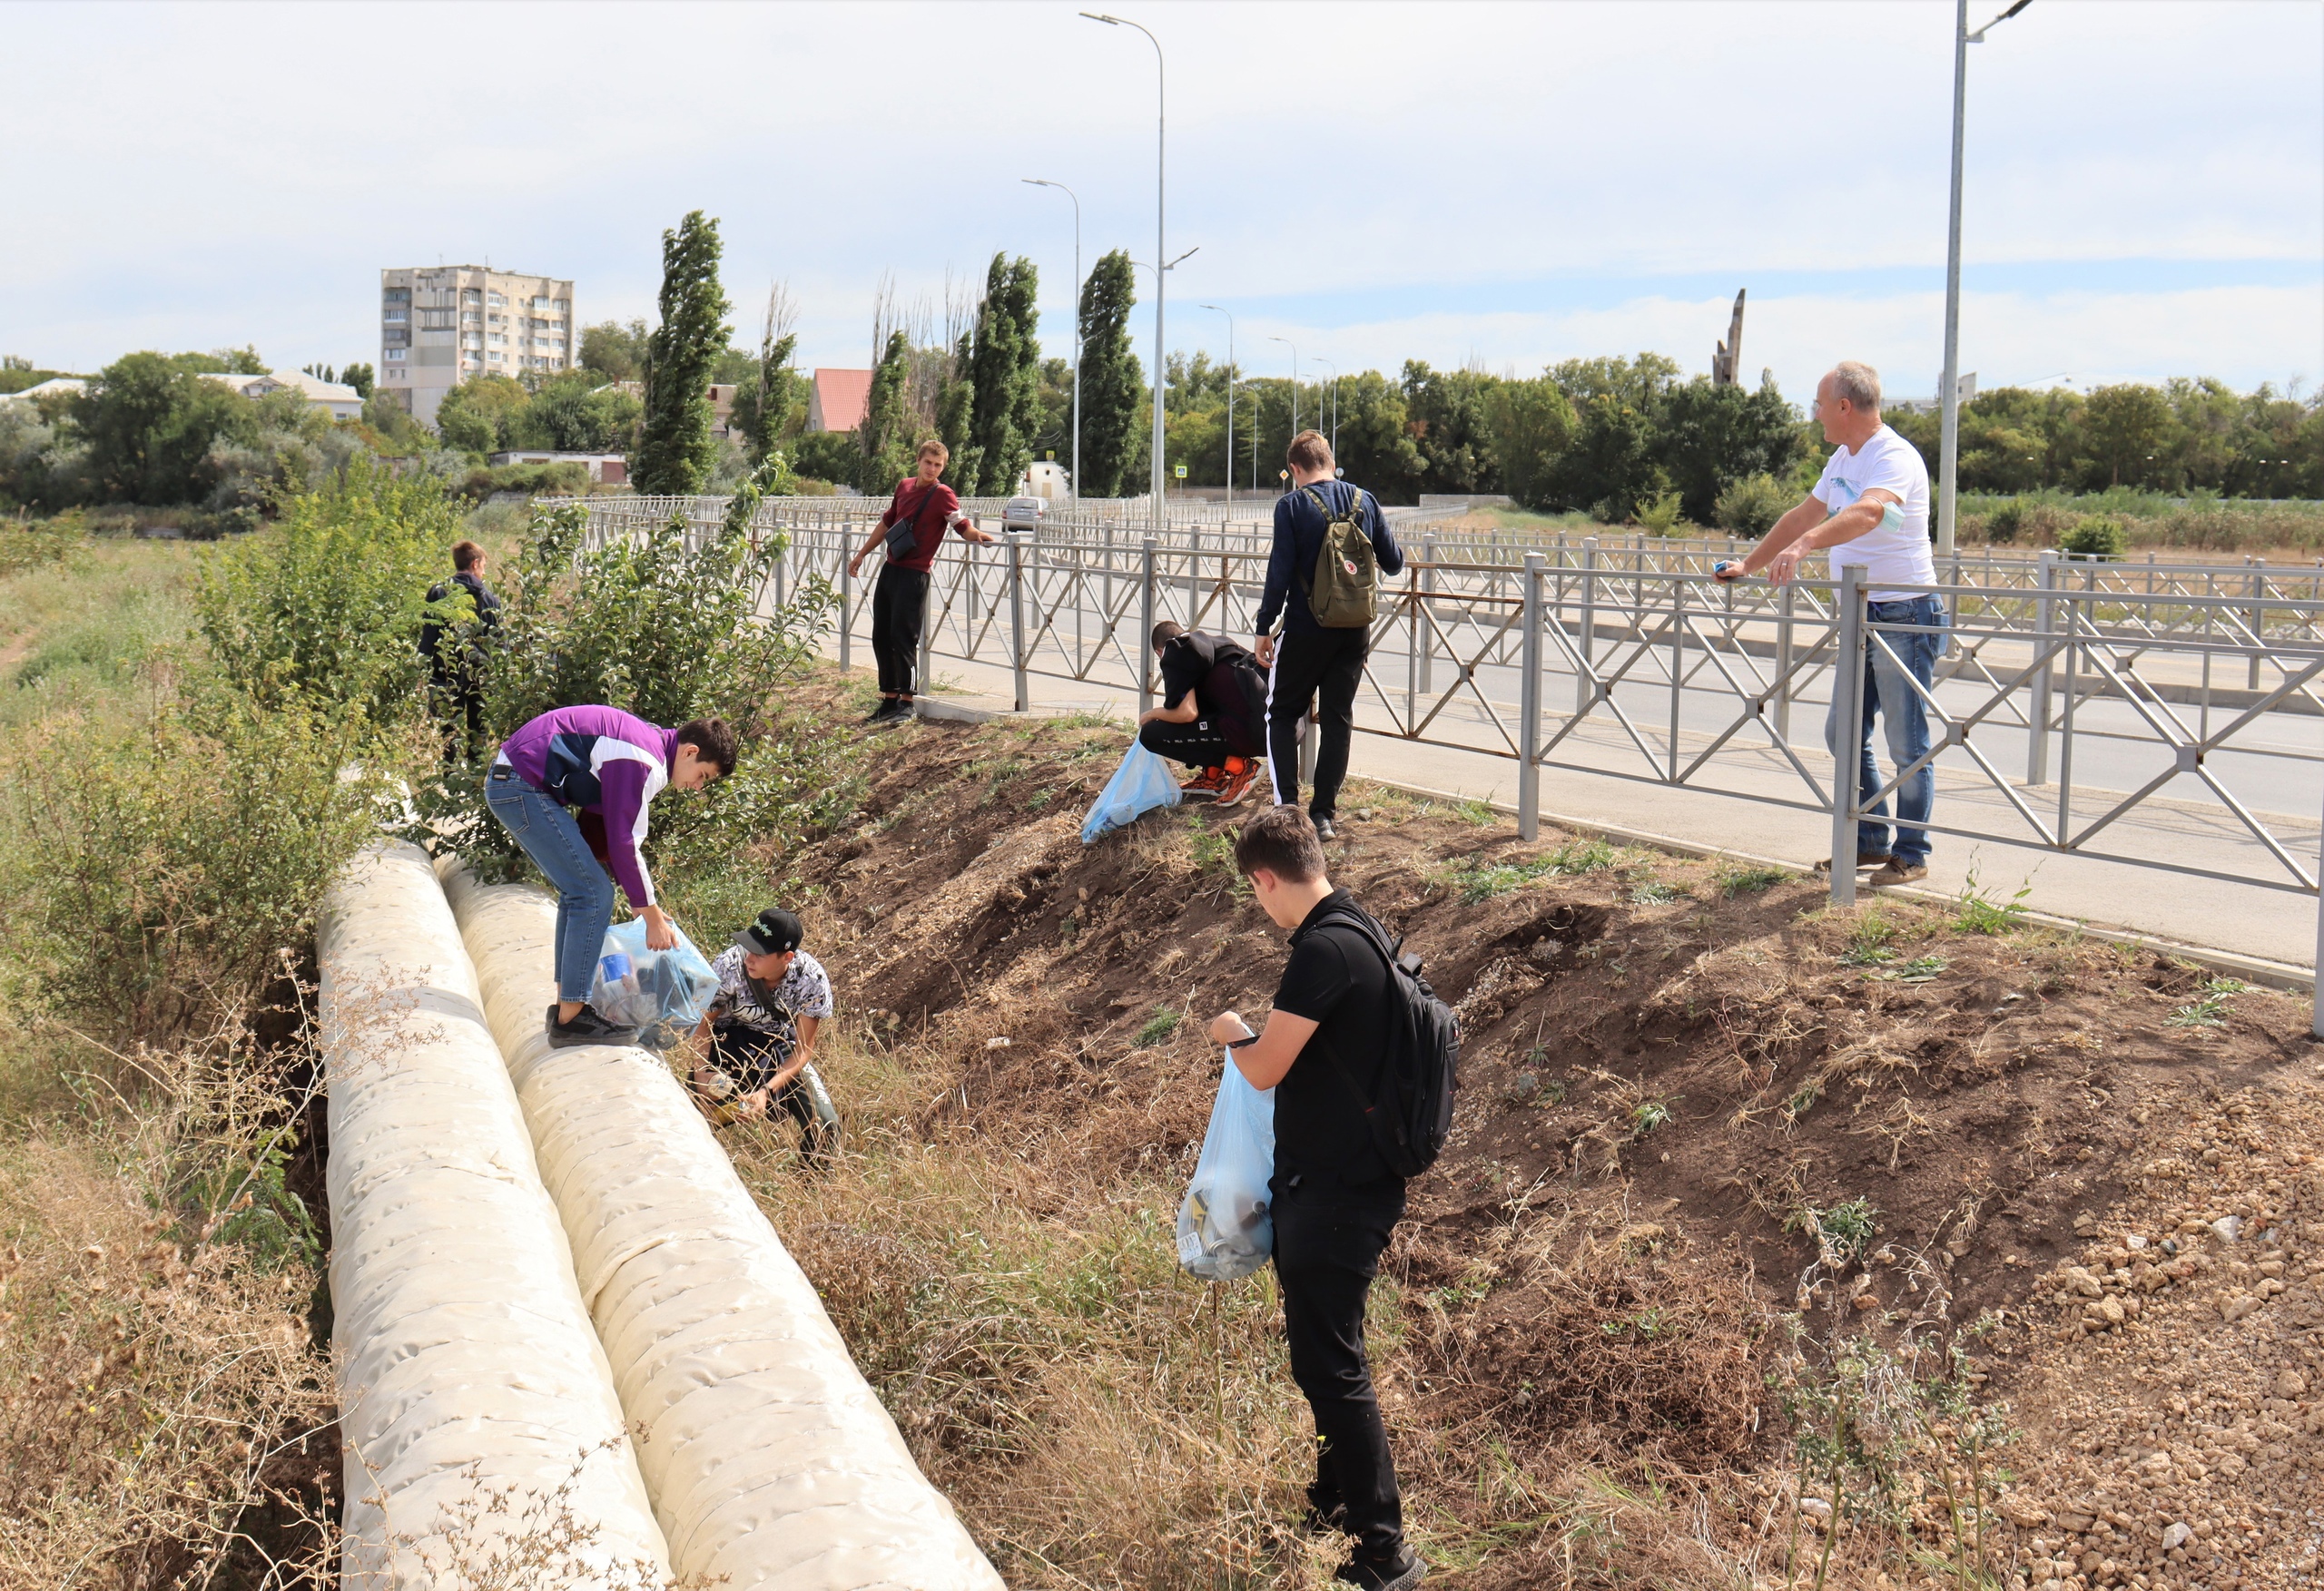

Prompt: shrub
[
  {"left": 0, "top": 509, "right": 86, "bottom": 575},
  {"left": 2059, "top": 513, "right": 2128, "bottom": 559},
  {"left": 1712, "top": 472, "right": 1788, "bottom": 537},
  {"left": 193, "top": 458, "right": 466, "bottom": 731},
  {"left": 1636, "top": 489, "right": 1685, "bottom": 535}
]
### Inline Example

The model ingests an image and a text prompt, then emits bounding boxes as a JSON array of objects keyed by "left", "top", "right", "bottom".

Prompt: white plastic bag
[
  {"left": 1081, "top": 741, "right": 1183, "bottom": 843},
  {"left": 589, "top": 918, "right": 718, "bottom": 1046},
  {"left": 1176, "top": 1053, "right": 1276, "bottom": 1282}
]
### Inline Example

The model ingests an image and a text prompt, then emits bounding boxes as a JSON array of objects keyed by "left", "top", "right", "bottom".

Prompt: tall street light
[
  {"left": 1938, "top": 0, "right": 2034, "bottom": 563},
  {"left": 1313, "top": 357, "right": 1338, "bottom": 461},
  {"left": 1022, "top": 178, "right": 1081, "bottom": 502},
  {"left": 1200, "top": 303, "right": 1235, "bottom": 509},
  {"left": 1081, "top": 11, "right": 1166, "bottom": 531},
  {"left": 1269, "top": 334, "right": 1298, "bottom": 437}
]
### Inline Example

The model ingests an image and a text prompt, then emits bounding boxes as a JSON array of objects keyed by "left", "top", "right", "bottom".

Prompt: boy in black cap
[{"left": 689, "top": 908, "right": 838, "bottom": 1162}]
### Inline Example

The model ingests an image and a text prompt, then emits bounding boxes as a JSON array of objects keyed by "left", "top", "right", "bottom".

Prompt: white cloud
[{"left": 0, "top": 0, "right": 2314, "bottom": 391}]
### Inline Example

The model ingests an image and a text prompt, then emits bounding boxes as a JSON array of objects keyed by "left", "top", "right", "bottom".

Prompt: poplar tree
[
  {"left": 962, "top": 253, "right": 1043, "bottom": 496},
  {"left": 1077, "top": 250, "right": 1141, "bottom": 498},
  {"left": 632, "top": 210, "right": 732, "bottom": 496},
  {"left": 855, "top": 330, "right": 917, "bottom": 494},
  {"left": 938, "top": 329, "right": 978, "bottom": 491}
]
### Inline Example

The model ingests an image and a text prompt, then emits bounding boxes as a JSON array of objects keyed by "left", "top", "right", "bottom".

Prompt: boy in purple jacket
[{"left": 486, "top": 706, "right": 737, "bottom": 1047}]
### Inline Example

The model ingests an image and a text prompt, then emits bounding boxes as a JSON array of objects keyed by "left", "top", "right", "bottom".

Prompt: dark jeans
[
  {"left": 1138, "top": 716, "right": 1232, "bottom": 771},
  {"left": 1272, "top": 1171, "right": 1407, "bottom": 1558},
  {"left": 871, "top": 563, "right": 931, "bottom": 697},
  {"left": 1826, "top": 595, "right": 1946, "bottom": 866},
  {"left": 485, "top": 767, "right": 614, "bottom": 1004},
  {"left": 429, "top": 678, "right": 484, "bottom": 765},
  {"left": 1266, "top": 626, "right": 1368, "bottom": 819},
  {"left": 706, "top": 1021, "right": 832, "bottom": 1164}
]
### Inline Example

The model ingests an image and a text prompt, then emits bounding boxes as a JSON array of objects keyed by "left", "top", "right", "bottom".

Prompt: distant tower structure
[{"left": 1710, "top": 289, "right": 1747, "bottom": 387}]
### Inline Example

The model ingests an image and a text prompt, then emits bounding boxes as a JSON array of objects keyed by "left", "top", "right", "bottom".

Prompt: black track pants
[
  {"left": 870, "top": 564, "right": 931, "bottom": 696},
  {"left": 1137, "top": 717, "right": 1233, "bottom": 770},
  {"left": 1265, "top": 626, "right": 1368, "bottom": 818},
  {"left": 1273, "top": 1173, "right": 1408, "bottom": 1559}
]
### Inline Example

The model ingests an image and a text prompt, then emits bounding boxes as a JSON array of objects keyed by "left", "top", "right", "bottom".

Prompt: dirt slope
[{"left": 759, "top": 682, "right": 2319, "bottom": 1589}]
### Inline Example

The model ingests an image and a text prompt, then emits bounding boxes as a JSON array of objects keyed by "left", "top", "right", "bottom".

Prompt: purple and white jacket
[{"left": 495, "top": 705, "right": 676, "bottom": 907}]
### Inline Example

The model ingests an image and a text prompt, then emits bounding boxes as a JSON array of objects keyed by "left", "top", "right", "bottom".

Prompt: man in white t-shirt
[{"left": 1717, "top": 361, "right": 1945, "bottom": 886}]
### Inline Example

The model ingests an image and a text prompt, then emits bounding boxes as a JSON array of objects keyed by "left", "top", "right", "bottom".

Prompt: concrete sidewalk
[{"left": 854, "top": 643, "right": 2320, "bottom": 981}]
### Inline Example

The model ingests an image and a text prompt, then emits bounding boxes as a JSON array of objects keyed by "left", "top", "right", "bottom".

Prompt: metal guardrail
[{"left": 568, "top": 496, "right": 2324, "bottom": 1007}]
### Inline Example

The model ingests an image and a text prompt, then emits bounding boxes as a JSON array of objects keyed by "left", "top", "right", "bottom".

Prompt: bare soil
[{"left": 757, "top": 677, "right": 2321, "bottom": 1589}]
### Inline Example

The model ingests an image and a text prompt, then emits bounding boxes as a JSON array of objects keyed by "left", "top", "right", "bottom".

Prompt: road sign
[{"left": 1174, "top": 464, "right": 1187, "bottom": 479}]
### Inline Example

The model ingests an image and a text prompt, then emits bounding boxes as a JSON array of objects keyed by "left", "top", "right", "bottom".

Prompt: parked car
[{"left": 1001, "top": 496, "right": 1045, "bottom": 531}]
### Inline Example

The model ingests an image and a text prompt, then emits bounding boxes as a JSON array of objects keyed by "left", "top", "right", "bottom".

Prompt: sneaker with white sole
[{"left": 1868, "top": 859, "right": 1929, "bottom": 887}]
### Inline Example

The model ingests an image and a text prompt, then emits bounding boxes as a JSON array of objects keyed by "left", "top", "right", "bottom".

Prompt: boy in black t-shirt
[
  {"left": 1206, "top": 806, "right": 1422, "bottom": 1591},
  {"left": 1137, "top": 620, "right": 1265, "bottom": 806}
]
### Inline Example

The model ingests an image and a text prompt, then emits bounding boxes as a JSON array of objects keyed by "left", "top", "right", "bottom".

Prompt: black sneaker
[
  {"left": 1313, "top": 815, "right": 1339, "bottom": 840},
  {"left": 862, "top": 699, "right": 901, "bottom": 723},
  {"left": 1334, "top": 1548, "right": 1423, "bottom": 1590},
  {"left": 545, "top": 1002, "right": 639, "bottom": 1049}
]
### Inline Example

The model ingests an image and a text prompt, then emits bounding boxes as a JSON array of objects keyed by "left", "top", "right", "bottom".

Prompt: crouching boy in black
[
  {"left": 1207, "top": 806, "right": 1422, "bottom": 1591},
  {"left": 1138, "top": 620, "right": 1267, "bottom": 806},
  {"left": 689, "top": 908, "right": 837, "bottom": 1164}
]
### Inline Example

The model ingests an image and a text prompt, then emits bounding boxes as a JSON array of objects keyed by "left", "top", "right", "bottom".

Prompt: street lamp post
[
  {"left": 1938, "top": 0, "right": 2033, "bottom": 563},
  {"left": 1082, "top": 11, "right": 1166, "bottom": 534},
  {"left": 1269, "top": 335, "right": 1297, "bottom": 438},
  {"left": 1314, "top": 357, "right": 1338, "bottom": 460},
  {"left": 1022, "top": 178, "right": 1081, "bottom": 503},
  {"left": 1200, "top": 303, "right": 1234, "bottom": 509}
]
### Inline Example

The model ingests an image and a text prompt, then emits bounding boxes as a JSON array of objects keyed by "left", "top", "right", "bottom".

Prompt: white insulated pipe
[
  {"left": 438, "top": 860, "right": 1006, "bottom": 1591},
  {"left": 319, "top": 844, "right": 668, "bottom": 1587}
]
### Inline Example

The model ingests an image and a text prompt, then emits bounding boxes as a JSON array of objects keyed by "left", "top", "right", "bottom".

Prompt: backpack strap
[{"left": 1295, "top": 905, "right": 1413, "bottom": 1166}]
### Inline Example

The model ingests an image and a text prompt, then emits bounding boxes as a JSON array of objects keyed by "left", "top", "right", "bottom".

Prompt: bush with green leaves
[
  {"left": 1712, "top": 471, "right": 1789, "bottom": 537},
  {"left": 192, "top": 457, "right": 466, "bottom": 732},
  {"left": 2059, "top": 513, "right": 2128, "bottom": 559}
]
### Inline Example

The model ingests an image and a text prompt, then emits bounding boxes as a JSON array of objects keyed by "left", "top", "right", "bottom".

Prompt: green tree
[
  {"left": 511, "top": 371, "right": 641, "bottom": 453},
  {"left": 341, "top": 362, "right": 375, "bottom": 398},
  {"left": 1655, "top": 375, "right": 1803, "bottom": 525},
  {"left": 729, "top": 290, "right": 805, "bottom": 466},
  {"left": 579, "top": 319, "right": 650, "bottom": 383},
  {"left": 633, "top": 211, "right": 734, "bottom": 496},
  {"left": 938, "top": 329, "right": 977, "bottom": 488},
  {"left": 1328, "top": 371, "right": 1425, "bottom": 501},
  {"left": 1077, "top": 250, "right": 1141, "bottom": 497},
  {"left": 433, "top": 374, "right": 530, "bottom": 456},
  {"left": 855, "top": 330, "right": 918, "bottom": 494},
  {"left": 962, "top": 252, "right": 1042, "bottom": 496},
  {"left": 1551, "top": 394, "right": 1665, "bottom": 521},
  {"left": 1402, "top": 362, "right": 1500, "bottom": 494},
  {"left": 2079, "top": 383, "right": 2179, "bottom": 490},
  {"left": 72, "top": 351, "right": 253, "bottom": 506},
  {"left": 1483, "top": 376, "right": 1577, "bottom": 511}
]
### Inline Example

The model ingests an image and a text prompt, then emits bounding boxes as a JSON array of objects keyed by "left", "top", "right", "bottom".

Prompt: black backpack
[
  {"left": 1316, "top": 903, "right": 1462, "bottom": 1178},
  {"left": 1170, "top": 632, "right": 1269, "bottom": 759}
]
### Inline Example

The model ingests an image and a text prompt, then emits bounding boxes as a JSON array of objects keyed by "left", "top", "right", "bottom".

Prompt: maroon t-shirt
[{"left": 877, "top": 478, "right": 961, "bottom": 574}]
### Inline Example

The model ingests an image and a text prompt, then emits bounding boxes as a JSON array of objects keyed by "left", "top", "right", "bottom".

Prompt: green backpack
[{"left": 1299, "top": 484, "right": 1378, "bottom": 628}]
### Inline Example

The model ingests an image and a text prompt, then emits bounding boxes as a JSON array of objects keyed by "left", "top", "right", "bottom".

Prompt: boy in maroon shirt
[{"left": 847, "top": 438, "right": 997, "bottom": 723}]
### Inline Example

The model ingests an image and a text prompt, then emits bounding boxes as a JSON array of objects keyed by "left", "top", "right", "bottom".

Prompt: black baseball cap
[{"left": 734, "top": 908, "right": 803, "bottom": 957}]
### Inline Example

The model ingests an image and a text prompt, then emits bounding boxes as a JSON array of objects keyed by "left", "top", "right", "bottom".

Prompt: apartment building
[{"left": 378, "top": 265, "right": 575, "bottom": 427}]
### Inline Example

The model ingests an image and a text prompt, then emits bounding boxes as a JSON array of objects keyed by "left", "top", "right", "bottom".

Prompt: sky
[{"left": 5, "top": 0, "right": 2320, "bottom": 406}]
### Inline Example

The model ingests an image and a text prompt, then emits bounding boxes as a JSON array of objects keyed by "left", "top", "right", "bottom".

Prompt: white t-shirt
[{"left": 1813, "top": 425, "right": 1934, "bottom": 600}]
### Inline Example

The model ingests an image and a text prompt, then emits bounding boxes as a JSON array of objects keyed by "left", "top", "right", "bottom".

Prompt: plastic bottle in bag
[{"left": 1176, "top": 1053, "right": 1276, "bottom": 1282}]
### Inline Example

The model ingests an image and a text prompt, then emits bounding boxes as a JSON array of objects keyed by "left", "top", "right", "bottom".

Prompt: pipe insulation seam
[
  {"left": 438, "top": 860, "right": 1006, "bottom": 1591},
  {"left": 320, "top": 843, "right": 669, "bottom": 1587}
]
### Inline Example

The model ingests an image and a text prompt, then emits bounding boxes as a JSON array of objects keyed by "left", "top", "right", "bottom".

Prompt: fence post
[
  {"left": 2027, "top": 550, "right": 2056, "bottom": 786},
  {"left": 1519, "top": 554, "right": 1543, "bottom": 841},
  {"left": 1005, "top": 532, "right": 1030, "bottom": 713},
  {"left": 1419, "top": 535, "right": 1437, "bottom": 701},
  {"left": 1828, "top": 565, "right": 1866, "bottom": 908},
  {"left": 1138, "top": 536, "right": 1157, "bottom": 716},
  {"left": 1187, "top": 525, "right": 1201, "bottom": 627},
  {"left": 838, "top": 535, "right": 852, "bottom": 674},
  {"left": 2251, "top": 561, "right": 2268, "bottom": 690},
  {"left": 1774, "top": 578, "right": 1795, "bottom": 741},
  {"left": 1577, "top": 535, "right": 1599, "bottom": 715}
]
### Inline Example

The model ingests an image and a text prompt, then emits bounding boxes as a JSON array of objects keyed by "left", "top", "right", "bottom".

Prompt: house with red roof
[{"left": 805, "top": 368, "right": 872, "bottom": 434}]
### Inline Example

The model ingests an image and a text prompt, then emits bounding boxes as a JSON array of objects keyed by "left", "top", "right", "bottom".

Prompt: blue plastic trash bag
[
  {"left": 1081, "top": 740, "right": 1183, "bottom": 843},
  {"left": 1176, "top": 1053, "right": 1276, "bottom": 1282},
  {"left": 588, "top": 918, "right": 719, "bottom": 1048}
]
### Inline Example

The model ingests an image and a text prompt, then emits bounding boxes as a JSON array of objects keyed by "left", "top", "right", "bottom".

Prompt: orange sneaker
[
  {"left": 1216, "top": 756, "right": 1261, "bottom": 808},
  {"left": 1179, "top": 765, "right": 1227, "bottom": 802}
]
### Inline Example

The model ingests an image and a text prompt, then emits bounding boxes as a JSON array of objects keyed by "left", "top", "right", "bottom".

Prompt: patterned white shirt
[{"left": 707, "top": 946, "right": 833, "bottom": 1047}]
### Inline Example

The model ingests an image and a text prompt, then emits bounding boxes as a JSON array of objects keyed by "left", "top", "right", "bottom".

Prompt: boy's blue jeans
[
  {"left": 1825, "top": 596, "right": 1945, "bottom": 867},
  {"left": 486, "top": 766, "right": 613, "bottom": 1004}
]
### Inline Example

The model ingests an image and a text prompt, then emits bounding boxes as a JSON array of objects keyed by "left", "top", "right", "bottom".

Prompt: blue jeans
[
  {"left": 486, "top": 767, "right": 613, "bottom": 1004},
  {"left": 1826, "top": 596, "right": 1945, "bottom": 867}
]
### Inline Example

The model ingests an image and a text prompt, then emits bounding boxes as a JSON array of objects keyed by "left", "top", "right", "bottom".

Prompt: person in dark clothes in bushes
[
  {"left": 846, "top": 437, "right": 998, "bottom": 724},
  {"left": 419, "top": 538, "right": 501, "bottom": 764},
  {"left": 1137, "top": 620, "right": 1267, "bottom": 806},
  {"left": 1206, "top": 804, "right": 1423, "bottom": 1591}
]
